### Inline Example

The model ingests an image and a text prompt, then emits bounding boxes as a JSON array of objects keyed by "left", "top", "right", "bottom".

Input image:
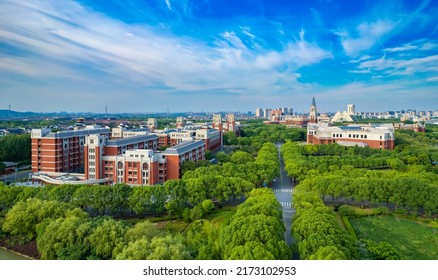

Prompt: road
[{"left": 271, "top": 143, "right": 296, "bottom": 247}]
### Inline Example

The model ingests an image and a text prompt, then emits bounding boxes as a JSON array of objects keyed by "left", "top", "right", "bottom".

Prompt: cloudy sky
[{"left": 0, "top": 0, "right": 437, "bottom": 113}]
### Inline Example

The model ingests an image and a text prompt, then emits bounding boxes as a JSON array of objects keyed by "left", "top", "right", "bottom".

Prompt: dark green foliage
[
  {"left": 2, "top": 198, "right": 74, "bottom": 240},
  {"left": 220, "top": 188, "right": 290, "bottom": 260},
  {"left": 0, "top": 134, "right": 31, "bottom": 162},
  {"left": 363, "top": 240, "right": 402, "bottom": 260}
]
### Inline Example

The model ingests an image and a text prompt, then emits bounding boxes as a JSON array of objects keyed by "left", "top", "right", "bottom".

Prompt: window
[
  {"left": 90, "top": 139, "right": 94, "bottom": 144},
  {"left": 364, "top": 135, "right": 367, "bottom": 139}
]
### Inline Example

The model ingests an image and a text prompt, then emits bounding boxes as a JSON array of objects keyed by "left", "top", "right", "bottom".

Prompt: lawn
[
  {"left": 207, "top": 206, "right": 237, "bottom": 225},
  {"left": 350, "top": 215, "right": 438, "bottom": 260},
  {"left": 122, "top": 206, "right": 237, "bottom": 234}
]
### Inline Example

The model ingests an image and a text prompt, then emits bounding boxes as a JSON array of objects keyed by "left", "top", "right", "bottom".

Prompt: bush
[
  {"left": 338, "top": 205, "right": 357, "bottom": 217},
  {"left": 395, "top": 208, "right": 408, "bottom": 215},
  {"left": 182, "top": 208, "right": 191, "bottom": 222},
  {"left": 373, "top": 207, "right": 389, "bottom": 216},
  {"left": 190, "top": 204, "right": 205, "bottom": 221}
]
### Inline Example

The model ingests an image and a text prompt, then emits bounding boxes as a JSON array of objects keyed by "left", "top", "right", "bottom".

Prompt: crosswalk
[
  {"left": 280, "top": 202, "right": 292, "bottom": 207},
  {"left": 273, "top": 188, "right": 293, "bottom": 193}
]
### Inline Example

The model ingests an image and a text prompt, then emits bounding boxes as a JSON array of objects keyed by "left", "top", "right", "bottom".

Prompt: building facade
[
  {"left": 84, "top": 133, "right": 159, "bottom": 180},
  {"left": 307, "top": 123, "right": 395, "bottom": 150},
  {"left": 31, "top": 126, "right": 110, "bottom": 173},
  {"left": 161, "top": 140, "right": 205, "bottom": 181}
]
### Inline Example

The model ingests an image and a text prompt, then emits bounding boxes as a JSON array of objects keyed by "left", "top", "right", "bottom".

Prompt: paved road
[{"left": 271, "top": 143, "right": 296, "bottom": 246}]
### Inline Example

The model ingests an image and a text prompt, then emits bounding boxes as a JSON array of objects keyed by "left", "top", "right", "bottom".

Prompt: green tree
[
  {"left": 164, "top": 180, "right": 188, "bottom": 216},
  {"left": 363, "top": 240, "right": 401, "bottom": 260},
  {"left": 2, "top": 198, "right": 73, "bottom": 240},
  {"left": 88, "top": 218, "right": 129, "bottom": 259},
  {"left": 230, "top": 151, "right": 254, "bottom": 164},
  {"left": 125, "top": 220, "right": 160, "bottom": 242},
  {"left": 116, "top": 235, "right": 191, "bottom": 260},
  {"left": 36, "top": 208, "right": 92, "bottom": 260},
  {"left": 181, "top": 161, "right": 197, "bottom": 175},
  {"left": 223, "top": 131, "right": 237, "bottom": 145},
  {"left": 309, "top": 246, "right": 347, "bottom": 260}
]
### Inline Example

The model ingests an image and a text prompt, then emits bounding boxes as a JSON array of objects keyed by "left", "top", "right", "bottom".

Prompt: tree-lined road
[{"left": 272, "top": 143, "right": 295, "bottom": 246}]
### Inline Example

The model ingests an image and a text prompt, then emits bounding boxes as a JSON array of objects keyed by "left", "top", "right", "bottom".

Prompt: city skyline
[{"left": 1, "top": 0, "right": 437, "bottom": 113}]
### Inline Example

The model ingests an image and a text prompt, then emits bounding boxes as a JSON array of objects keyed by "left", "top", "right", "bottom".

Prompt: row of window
[{"left": 332, "top": 133, "right": 368, "bottom": 139}]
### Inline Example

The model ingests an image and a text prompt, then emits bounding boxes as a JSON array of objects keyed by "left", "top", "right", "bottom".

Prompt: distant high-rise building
[
  {"left": 281, "top": 107, "right": 288, "bottom": 115},
  {"left": 255, "top": 108, "right": 263, "bottom": 117},
  {"left": 309, "top": 97, "right": 318, "bottom": 124},
  {"left": 347, "top": 104, "right": 356, "bottom": 115},
  {"left": 264, "top": 108, "right": 272, "bottom": 119}
]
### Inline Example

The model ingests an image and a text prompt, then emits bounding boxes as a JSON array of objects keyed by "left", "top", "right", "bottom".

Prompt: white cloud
[
  {"left": 426, "top": 77, "right": 438, "bottom": 82},
  {"left": 164, "top": 0, "right": 172, "bottom": 11},
  {"left": 0, "top": 1, "right": 332, "bottom": 97},
  {"left": 383, "top": 44, "right": 418, "bottom": 52},
  {"left": 420, "top": 42, "right": 438, "bottom": 50},
  {"left": 349, "top": 70, "right": 371, "bottom": 74},
  {"left": 335, "top": 20, "right": 396, "bottom": 57},
  {"left": 358, "top": 54, "right": 438, "bottom": 76}
]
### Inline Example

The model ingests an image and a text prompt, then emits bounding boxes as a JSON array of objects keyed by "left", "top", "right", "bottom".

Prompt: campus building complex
[
  {"left": 31, "top": 115, "right": 222, "bottom": 185},
  {"left": 307, "top": 123, "right": 395, "bottom": 150},
  {"left": 85, "top": 137, "right": 204, "bottom": 186},
  {"left": 31, "top": 126, "right": 111, "bottom": 173}
]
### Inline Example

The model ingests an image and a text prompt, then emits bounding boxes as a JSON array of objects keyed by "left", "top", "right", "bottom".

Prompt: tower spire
[{"left": 309, "top": 97, "right": 318, "bottom": 124}]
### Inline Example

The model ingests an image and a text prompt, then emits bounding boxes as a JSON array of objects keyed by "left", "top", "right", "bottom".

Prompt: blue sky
[{"left": 0, "top": 0, "right": 437, "bottom": 113}]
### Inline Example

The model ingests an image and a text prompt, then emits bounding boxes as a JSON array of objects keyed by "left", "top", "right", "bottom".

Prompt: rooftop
[
  {"left": 105, "top": 134, "right": 159, "bottom": 146},
  {"left": 162, "top": 140, "right": 205, "bottom": 155}
]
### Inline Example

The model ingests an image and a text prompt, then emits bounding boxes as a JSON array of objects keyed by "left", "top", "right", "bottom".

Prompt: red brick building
[
  {"left": 307, "top": 123, "right": 395, "bottom": 150},
  {"left": 162, "top": 140, "right": 205, "bottom": 180},
  {"left": 31, "top": 126, "right": 110, "bottom": 173},
  {"left": 85, "top": 139, "right": 205, "bottom": 185},
  {"left": 84, "top": 133, "right": 159, "bottom": 181}
]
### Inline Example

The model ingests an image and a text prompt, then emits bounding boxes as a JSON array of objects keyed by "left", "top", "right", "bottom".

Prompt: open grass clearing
[{"left": 350, "top": 215, "right": 438, "bottom": 260}]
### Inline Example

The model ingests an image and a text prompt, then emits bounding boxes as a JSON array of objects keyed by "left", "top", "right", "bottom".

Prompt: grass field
[{"left": 350, "top": 215, "right": 438, "bottom": 260}]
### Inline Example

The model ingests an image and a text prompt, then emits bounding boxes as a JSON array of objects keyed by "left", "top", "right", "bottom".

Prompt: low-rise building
[{"left": 307, "top": 123, "right": 395, "bottom": 150}]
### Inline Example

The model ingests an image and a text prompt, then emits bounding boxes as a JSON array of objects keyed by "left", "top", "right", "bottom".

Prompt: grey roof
[
  {"left": 45, "top": 128, "right": 110, "bottom": 139},
  {"left": 162, "top": 140, "right": 204, "bottom": 155},
  {"left": 105, "top": 134, "right": 159, "bottom": 146},
  {"left": 338, "top": 126, "right": 362, "bottom": 131},
  {"left": 2, "top": 162, "right": 17, "bottom": 167}
]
